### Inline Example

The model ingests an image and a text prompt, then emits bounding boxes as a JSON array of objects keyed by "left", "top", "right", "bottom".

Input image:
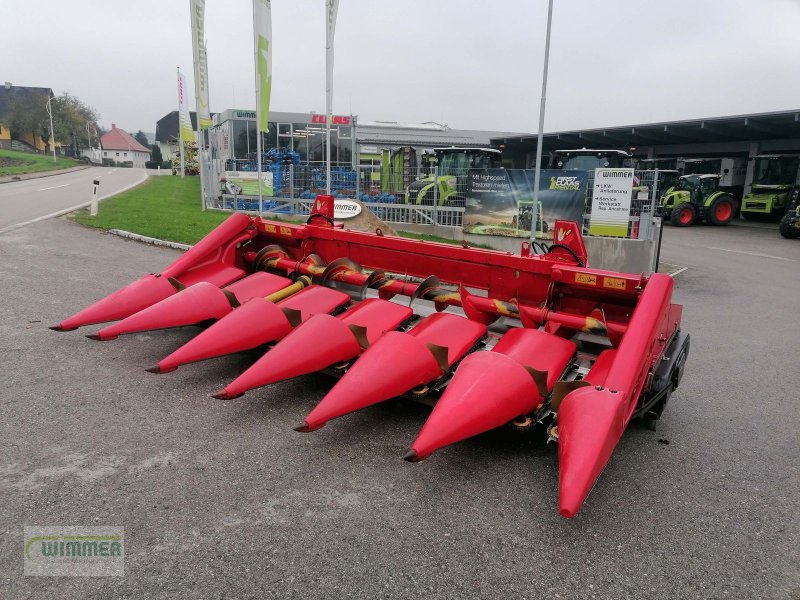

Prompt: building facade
[{"left": 100, "top": 124, "right": 150, "bottom": 168}]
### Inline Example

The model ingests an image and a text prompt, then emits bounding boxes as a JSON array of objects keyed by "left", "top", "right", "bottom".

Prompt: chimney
[
  {"left": 111, "top": 123, "right": 116, "bottom": 130},
  {"left": 4, "top": 82, "right": 11, "bottom": 89}
]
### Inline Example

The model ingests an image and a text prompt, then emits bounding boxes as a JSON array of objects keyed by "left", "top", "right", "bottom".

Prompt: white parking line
[
  {"left": 707, "top": 246, "right": 796, "bottom": 262},
  {"left": 37, "top": 183, "right": 70, "bottom": 191}
]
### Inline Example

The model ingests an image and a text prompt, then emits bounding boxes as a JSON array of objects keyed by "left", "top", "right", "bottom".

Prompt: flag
[
  {"left": 177, "top": 70, "right": 196, "bottom": 143},
  {"left": 326, "top": 0, "right": 339, "bottom": 115},
  {"left": 190, "top": 0, "right": 212, "bottom": 129},
  {"left": 253, "top": 0, "right": 272, "bottom": 133}
]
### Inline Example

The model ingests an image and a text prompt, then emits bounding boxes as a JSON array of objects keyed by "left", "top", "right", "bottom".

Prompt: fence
[{"left": 205, "top": 158, "right": 665, "bottom": 242}]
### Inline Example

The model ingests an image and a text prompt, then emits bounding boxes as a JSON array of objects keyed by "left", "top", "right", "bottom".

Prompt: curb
[
  {"left": 0, "top": 164, "right": 90, "bottom": 185},
  {"left": 107, "top": 229, "right": 191, "bottom": 251}
]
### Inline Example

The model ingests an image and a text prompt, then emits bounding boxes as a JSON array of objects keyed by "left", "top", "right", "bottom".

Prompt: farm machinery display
[
  {"left": 779, "top": 205, "right": 800, "bottom": 239},
  {"left": 741, "top": 154, "right": 800, "bottom": 221},
  {"left": 405, "top": 147, "right": 502, "bottom": 206},
  {"left": 51, "top": 196, "right": 689, "bottom": 518},
  {"left": 659, "top": 174, "right": 737, "bottom": 227}
]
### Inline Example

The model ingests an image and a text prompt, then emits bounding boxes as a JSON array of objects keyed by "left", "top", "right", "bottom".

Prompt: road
[
  {"left": 0, "top": 167, "right": 147, "bottom": 232},
  {"left": 0, "top": 218, "right": 798, "bottom": 599}
]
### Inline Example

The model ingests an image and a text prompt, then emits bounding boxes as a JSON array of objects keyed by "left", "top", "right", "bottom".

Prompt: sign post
[
  {"left": 589, "top": 168, "right": 635, "bottom": 237},
  {"left": 90, "top": 179, "right": 100, "bottom": 217}
]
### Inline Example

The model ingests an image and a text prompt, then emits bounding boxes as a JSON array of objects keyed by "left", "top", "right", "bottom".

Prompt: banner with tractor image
[{"left": 464, "top": 169, "right": 587, "bottom": 238}]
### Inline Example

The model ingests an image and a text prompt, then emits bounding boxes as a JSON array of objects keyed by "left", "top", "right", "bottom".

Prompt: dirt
[{"left": 0, "top": 156, "right": 30, "bottom": 167}]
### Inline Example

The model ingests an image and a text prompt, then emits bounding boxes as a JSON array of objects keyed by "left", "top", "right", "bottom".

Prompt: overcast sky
[{"left": 4, "top": 0, "right": 800, "bottom": 135}]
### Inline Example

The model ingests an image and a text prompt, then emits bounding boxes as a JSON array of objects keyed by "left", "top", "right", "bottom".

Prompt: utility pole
[{"left": 46, "top": 94, "right": 56, "bottom": 163}]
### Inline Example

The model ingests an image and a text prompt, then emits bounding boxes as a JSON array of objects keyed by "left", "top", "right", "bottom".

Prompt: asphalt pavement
[
  {"left": 0, "top": 167, "right": 147, "bottom": 232},
  {"left": 0, "top": 217, "right": 798, "bottom": 599}
]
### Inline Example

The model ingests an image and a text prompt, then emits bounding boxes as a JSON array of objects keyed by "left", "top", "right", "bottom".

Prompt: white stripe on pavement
[
  {"left": 37, "top": 183, "right": 70, "bottom": 191},
  {"left": 707, "top": 246, "right": 796, "bottom": 262}
]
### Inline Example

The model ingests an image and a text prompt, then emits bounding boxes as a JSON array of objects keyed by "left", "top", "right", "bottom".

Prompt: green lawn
[
  {"left": 0, "top": 148, "right": 78, "bottom": 176},
  {"left": 69, "top": 175, "right": 492, "bottom": 249},
  {"left": 70, "top": 176, "right": 231, "bottom": 245}
]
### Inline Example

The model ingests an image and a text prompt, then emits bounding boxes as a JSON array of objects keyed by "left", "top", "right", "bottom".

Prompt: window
[
  {"left": 104, "top": 151, "right": 108, "bottom": 157},
  {"left": 116, "top": 152, "right": 119, "bottom": 157},
  {"left": 124, "top": 152, "right": 127, "bottom": 157}
]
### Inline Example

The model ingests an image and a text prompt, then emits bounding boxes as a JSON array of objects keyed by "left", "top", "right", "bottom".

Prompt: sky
[{"left": 4, "top": 0, "right": 800, "bottom": 135}]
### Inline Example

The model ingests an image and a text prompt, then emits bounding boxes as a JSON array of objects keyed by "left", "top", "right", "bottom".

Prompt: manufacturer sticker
[
  {"left": 575, "top": 273, "right": 597, "bottom": 285},
  {"left": 603, "top": 277, "right": 626, "bottom": 290}
]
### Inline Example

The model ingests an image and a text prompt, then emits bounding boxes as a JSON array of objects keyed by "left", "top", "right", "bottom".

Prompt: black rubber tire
[
  {"left": 707, "top": 196, "right": 735, "bottom": 226},
  {"left": 670, "top": 203, "right": 695, "bottom": 227},
  {"left": 779, "top": 213, "right": 800, "bottom": 239}
]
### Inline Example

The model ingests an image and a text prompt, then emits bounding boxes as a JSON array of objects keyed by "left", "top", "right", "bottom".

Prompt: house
[
  {"left": 0, "top": 82, "right": 55, "bottom": 152},
  {"left": 100, "top": 123, "right": 150, "bottom": 168},
  {"left": 155, "top": 110, "right": 215, "bottom": 161}
]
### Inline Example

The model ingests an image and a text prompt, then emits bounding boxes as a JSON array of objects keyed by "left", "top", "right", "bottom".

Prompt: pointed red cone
[
  {"left": 89, "top": 272, "right": 291, "bottom": 341},
  {"left": 408, "top": 351, "right": 541, "bottom": 461},
  {"left": 557, "top": 386, "right": 627, "bottom": 518},
  {"left": 150, "top": 285, "right": 351, "bottom": 373},
  {"left": 90, "top": 282, "right": 232, "bottom": 341},
  {"left": 151, "top": 297, "right": 292, "bottom": 373},
  {"left": 297, "top": 331, "right": 444, "bottom": 431},
  {"left": 214, "top": 314, "right": 362, "bottom": 399},
  {"left": 51, "top": 274, "right": 180, "bottom": 331},
  {"left": 408, "top": 327, "right": 577, "bottom": 460},
  {"left": 297, "top": 313, "right": 486, "bottom": 431},
  {"left": 214, "top": 298, "right": 412, "bottom": 399}
]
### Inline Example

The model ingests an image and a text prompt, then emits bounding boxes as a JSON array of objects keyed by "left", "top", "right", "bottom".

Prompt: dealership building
[{"left": 492, "top": 109, "right": 800, "bottom": 193}]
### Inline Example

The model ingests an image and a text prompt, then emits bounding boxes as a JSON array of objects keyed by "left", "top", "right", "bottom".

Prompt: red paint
[
  {"left": 409, "top": 328, "right": 576, "bottom": 461},
  {"left": 214, "top": 299, "right": 412, "bottom": 399},
  {"left": 297, "top": 313, "right": 486, "bottom": 432}
]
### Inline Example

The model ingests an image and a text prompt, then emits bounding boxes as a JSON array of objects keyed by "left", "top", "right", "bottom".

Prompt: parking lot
[{"left": 1, "top": 217, "right": 798, "bottom": 599}]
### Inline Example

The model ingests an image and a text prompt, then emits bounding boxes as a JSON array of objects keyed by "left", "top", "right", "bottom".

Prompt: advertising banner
[
  {"left": 253, "top": 0, "right": 272, "bottom": 133},
  {"left": 190, "top": 0, "right": 212, "bottom": 129},
  {"left": 223, "top": 171, "right": 273, "bottom": 197},
  {"left": 589, "top": 168, "right": 635, "bottom": 237},
  {"left": 464, "top": 169, "right": 587, "bottom": 238},
  {"left": 177, "top": 71, "right": 195, "bottom": 144}
]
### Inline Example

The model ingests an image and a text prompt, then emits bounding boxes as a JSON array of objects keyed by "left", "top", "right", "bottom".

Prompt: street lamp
[{"left": 45, "top": 94, "right": 56, "bottom": 163}]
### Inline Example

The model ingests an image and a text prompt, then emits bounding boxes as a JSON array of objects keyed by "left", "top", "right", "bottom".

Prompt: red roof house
[{"left": 100, "top": 123, "right": 150, "bottom": 167}]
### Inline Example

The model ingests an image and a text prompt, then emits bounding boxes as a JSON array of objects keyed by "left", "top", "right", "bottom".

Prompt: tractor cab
[
  {"left": 406, "top": 147, "right": 502, "bottom": 206},
  {"left": 660, "top": 174, "right": 736, "bottom": 227},
  {"left": 549, "top": 148, "right": 633, "bottom": 170}
]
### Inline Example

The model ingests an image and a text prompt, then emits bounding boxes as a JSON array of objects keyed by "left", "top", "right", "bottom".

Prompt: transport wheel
[
  {"left": 779, "top": 213, "right": 800, "bottom": 239},
  {"left": 708, "top": 197, "right": 734, "bottom": 226},
  {"left": 670, "top": 204, "right": 695, "bottom": 227}
]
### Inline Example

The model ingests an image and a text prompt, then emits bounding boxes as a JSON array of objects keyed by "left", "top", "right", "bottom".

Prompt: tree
[
  {"left": 7, "top": 97, "right": 50, "bottom": 152},
  {"left": 51, "top": 93, "right": 100, "bottom": 155},
  {"left": 150, "top": 143, "right": 163, "bottom": 164},
  {"left": 134, "top": 131, "right": 149, "bottom": 148}
]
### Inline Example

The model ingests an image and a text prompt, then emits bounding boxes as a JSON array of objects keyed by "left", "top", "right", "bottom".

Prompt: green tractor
[
  {"left": 405, "top": 147, "right": 502, "bottom": 206},
  {"left": 659, "top": 174, "right": 737, "bottom": 227},
  {"left": 741, "top": 154, "right": 800, "bottom": 220}
]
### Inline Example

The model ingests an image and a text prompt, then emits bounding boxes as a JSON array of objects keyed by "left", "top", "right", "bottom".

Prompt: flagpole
[
  {"left": 325, "top": 0, "right": 337, "bottom": 196},
  {"left": 530, "top": 0, "right": 553, "bottom": 242},
  {"left": 252, "top": 0, "right": 263, "bottom": 216},
  {"left": 177, "top": 67, "right": 185, "bottom": 178}
]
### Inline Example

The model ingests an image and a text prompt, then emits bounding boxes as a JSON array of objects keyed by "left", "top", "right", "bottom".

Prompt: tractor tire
[
  {"left": 779, "top": 213, "right": 800, "bottom": 239},
  {"left": 670, "top": 203, "right": 695, "bottom": 227},
  {"left": 707, "top": 196, "right": 735, "bottom": 226}
]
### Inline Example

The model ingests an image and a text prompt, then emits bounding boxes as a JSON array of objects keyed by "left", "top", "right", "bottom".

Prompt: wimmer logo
[
  {"left": 549, "top": 176, "right": 581, "bottom": 191},
  {"left": 24, "top": 526, "right": 124, "bottom": 577}
]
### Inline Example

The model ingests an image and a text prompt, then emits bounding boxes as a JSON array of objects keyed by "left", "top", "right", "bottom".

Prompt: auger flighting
[{"left": 52, "top": 195, "right": 690, "bottom": 518}]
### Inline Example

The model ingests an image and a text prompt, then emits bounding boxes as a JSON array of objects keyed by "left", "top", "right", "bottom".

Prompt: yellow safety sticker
[
  {"left": 575, "top": 273, "right": 597, "bottom": 285},
  {"left": 279, "top": 226, "right": 292, "bottom": 236},
  {"left": 603, "top": 277, "right": 626, "bottom": 290},
  {"left": 264, "top": 224, "right": 277, "bottom": 233}
]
